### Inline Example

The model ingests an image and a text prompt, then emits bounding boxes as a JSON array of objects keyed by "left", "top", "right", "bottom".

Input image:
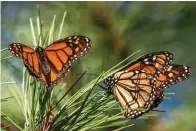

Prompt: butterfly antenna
[
  {"left": 32, "top": 67, "right": 89, "bottom": 131},
  {"left": 151, "top": 109, "right": 166, "bottom": 112}
]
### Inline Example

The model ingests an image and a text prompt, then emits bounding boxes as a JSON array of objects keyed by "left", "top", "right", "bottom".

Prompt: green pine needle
[
  {"left": 0, "top": 81, "right": 17, "bottom": 85},
  {"left": 30, "top": 17, "right": 37, "bottom": 47},
  {"left": 1, "top": 48, "right": 8, "bottom": 52},
  {"left": 1, "top": 96, "right": 14, "bottom": 102},
  {"left": 58, "top": 11, "right": 67, "bottom": 39},
  {"left": 113, "top": 124, "right": 134, "bottom": 131},
  {"left": 1, "top": 56, "right": 13, "bottom": 61}
]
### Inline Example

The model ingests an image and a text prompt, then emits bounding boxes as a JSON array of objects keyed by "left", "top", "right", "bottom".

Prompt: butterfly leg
[{"left": 98, "top": 84, "right": 108, "bottom": 90}]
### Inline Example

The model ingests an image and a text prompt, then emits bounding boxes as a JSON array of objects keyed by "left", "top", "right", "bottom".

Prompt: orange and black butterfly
[
  {"left": 103, "top": 51, "right": 191, "bottom": 119},
  {"left": 103, "top": 51, "right": 173, "bottom": 119},
  {"left": 9, "top": 35, "right": 92, "bottom": 87}
]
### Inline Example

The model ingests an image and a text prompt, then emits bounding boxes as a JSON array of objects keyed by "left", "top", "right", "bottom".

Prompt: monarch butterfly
[
  {"left": 150, "top": 64, "right": 191, "bottom": 110},
  {"left": 103, "top": 51, "right": 173, "bottom": 119},
  {"left": 9, "top": 35, "right": 92, "bottom": 87}
]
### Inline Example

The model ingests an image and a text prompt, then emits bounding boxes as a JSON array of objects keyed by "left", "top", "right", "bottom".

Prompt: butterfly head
[
  {"left": 103, "top": 75, "right": 117, "bottom": 91},
  {"left": 35, "top": 46, "right": 44, "bottom": 52},
  {"left": 36, "top": 46, "right": 46, "bottom": 57}
]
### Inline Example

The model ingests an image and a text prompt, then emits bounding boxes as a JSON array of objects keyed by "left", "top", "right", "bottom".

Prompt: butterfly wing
[
  {"left": 45, "top": 35, "right": 91, "bottom": 73},
  {"left": 123, "top": 51, "right": 173, "bottom": 78},
  {"left": 43, "top": 35, "right": 92, "bottom": 86},
  {"left": 111, "top": 70, "right": 157, "bottom": 119},
  {"left": 150, "top": 64, "right": 191, "bottom": 110},
  {"left": 9, "top": 43, "right": 41, "bottom": 78},
  {"left": 155, "top": 64, "right": 192, "bottom": 93}
]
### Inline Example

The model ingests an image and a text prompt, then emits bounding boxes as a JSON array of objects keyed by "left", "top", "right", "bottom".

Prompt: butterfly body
[
  {"left": 9, "top": 35, "right": 92, "bottom": 87},
  {"left": 33, "top": 46, "right": 55, "bottom": 87},
  {"left": 36, "top": 46, "right": 49, "bottom": 73}
]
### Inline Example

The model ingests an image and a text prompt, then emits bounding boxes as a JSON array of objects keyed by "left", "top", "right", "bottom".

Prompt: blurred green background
[{"left": 1, "top": 1, "right": 196, "bottom": 131}]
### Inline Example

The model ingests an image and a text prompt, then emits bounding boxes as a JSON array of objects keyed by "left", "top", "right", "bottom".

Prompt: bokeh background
[{"left": 1, "top": 1, "right": 196, "bottom": 131}]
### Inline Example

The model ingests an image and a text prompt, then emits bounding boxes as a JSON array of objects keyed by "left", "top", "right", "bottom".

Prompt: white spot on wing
[
  {"left": 144, "top": 59, "right": 148, "bottom": 62},
  {"left": 85, "top": 38, "right": 89, "bottom": 42}
]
